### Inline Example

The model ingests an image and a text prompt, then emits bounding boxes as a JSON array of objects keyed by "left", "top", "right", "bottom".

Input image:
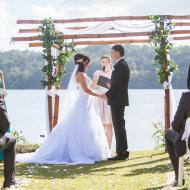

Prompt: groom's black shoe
[
  {"left": 3, "top": 179, "right": 19, "bottom": 188},
  {"left": 108, "top": 151, "right": 129, "bottom": 161}
]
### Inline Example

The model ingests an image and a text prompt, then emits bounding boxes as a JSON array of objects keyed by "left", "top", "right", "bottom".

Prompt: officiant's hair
[
  {"left": 101, "top": 55, "right": 111, "bottom": 71},
  {"left": 84, "top": 56, "right": 90, "bottom": 64},
  {"left": 112, "top": 45, "right": 125, "bottom": 57},
  {"left": 101, "top": 55, "right": 111, "bottom": 61},
  {"left": 187, "top": 65, "right": 190, "bottom": 89}
]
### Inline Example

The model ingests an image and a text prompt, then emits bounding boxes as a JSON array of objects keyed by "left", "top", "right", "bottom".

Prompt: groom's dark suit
[{"left": 106, "top": 58, "right": 130, "bottom": 157}]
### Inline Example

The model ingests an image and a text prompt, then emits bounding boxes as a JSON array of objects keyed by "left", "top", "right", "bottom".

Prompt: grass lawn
[{"left": 0, "top": 151, "right": 189, "bottom": 190}]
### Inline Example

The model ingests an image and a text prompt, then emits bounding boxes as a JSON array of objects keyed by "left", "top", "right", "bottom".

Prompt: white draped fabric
[
  {"left": 57, "top": 21, "right": 155, "bottom": 35},
  {"left": 45, "top": 86, "right": 61, "bottom": 134},
  {"left": 163, "top": 73, "right": 177, "bottom": 125},
  {"left": 163, "top": 54, "right": 177, "bottom": 125}
]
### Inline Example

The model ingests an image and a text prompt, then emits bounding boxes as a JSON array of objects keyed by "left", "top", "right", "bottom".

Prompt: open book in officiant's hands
[{"left": 97, "top": 75, "right": 111, "bottom": 89}]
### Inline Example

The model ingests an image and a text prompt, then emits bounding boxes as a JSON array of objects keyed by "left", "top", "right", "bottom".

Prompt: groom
[{"left": 102, "top": 44, "right": 130, "bottom": 160}]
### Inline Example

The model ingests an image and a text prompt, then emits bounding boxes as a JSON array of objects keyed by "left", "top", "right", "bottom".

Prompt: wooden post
[
  {"left": 164, "top": 88, "right": 170, "bottom": 131},
  {"left": 53, "top": 92, "right": 60, "bottom": 128},
  {"left": 48, "top": 82, "right": 53, "bottom": 132},
  {"left": 164, "top": 88, "right": 170, "bottom": 152},
  {"left": 47, "top": 48, "right": 53, "bottom": 132},
  {"left": 53, "top": 50, "right": 61, "bottom": 128},
  {"left": 160, "top": 20, "right": 171, "bottom": 152}
]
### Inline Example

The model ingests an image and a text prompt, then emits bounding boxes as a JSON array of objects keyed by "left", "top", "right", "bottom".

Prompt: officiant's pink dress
[{"left": 93, "top": 70, "right": 112, "bottom": 125}]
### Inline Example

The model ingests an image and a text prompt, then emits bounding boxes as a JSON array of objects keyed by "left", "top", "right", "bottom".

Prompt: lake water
[{"left": 5, "top": 89, "right": 186, "bottom": 151}]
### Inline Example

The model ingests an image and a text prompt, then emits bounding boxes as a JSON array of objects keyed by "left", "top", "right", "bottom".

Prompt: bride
[{"left": 16, "top": 53, "right": 111, "bottom": 164}]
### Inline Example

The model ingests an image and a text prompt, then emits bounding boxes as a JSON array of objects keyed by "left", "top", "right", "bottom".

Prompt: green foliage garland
[
  {"left": 149, "top": 15, "right": 178, "bottom": 84},
  {"left": 40, "top": 18, "right": 75, "bottom": 88}
]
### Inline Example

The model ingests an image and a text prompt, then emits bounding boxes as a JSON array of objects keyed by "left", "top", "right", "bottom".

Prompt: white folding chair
[
  {"left": 178, "top": 117, "right": 190, "bottom": 188},
  {"left": 178, "top": 156, "right": 184, "bottom": 186}
]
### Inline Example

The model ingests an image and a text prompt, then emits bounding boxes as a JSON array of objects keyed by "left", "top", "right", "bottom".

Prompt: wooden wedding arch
[{"left": 12, "top": 15, "right": 190, "bottom": 136}]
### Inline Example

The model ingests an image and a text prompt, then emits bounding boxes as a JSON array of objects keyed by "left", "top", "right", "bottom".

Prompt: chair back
[{"left": 186, "top": 117, "right": 190, "bottom": 125}]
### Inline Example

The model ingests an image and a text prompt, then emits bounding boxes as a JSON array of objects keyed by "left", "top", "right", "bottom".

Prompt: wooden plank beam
[
  {"left": 175, "top": 22, "right": 190, "bottom": 27},
  {"left": 17, "top": 16, "right": 150, "bottom": 25},
  {"left": 12, "top": 32, "right": 152, "bottom": 42},
  {"left": 29, "top": 42, "right": 61, "bottom": 49},
  {"left": 172, "top": 30, "right": 190, "bottom": 35},
  {"left": 17, "top": 20, "right": 42, "bottom": 24},
  {"left": 12, "top": 36, "right": 41, "bottom": 41},
  {"left": 19, "top": 26, "right": 88, "bottom": 33},
  {"left": 17, "top": 16, "right": 150, "bottom": 24},
  {"left": 29, "top": 39, "right": 150, "bottom": 47},
  {"left": 168, "top": 15, "right": 190, "bottom": 20},
  {"left": 16, "top": 15, "right": 190, "bottom": 25},
  {"left": 12, "top": 29, "right": 190, "bottom": 42},
  {"left": 173, "top": 36, "right": 190, "bottom": 40},
  {"left": 64, "top": 26, "right": 87, "bottom": 30},
  {"left": 19, "top": 28, "right": 41, "bottom": 33},
  {"left": 29, "top": 42, "right": 42, "bottom": 47},
  {"left": 28, "top": 35, "right": 190, "bottom": 48},
  {"left": 61, "top": 32, "right": 151, "bottom": 39},
  {"left": 74, "top": 39, "right": 150, "bottom": 45}
]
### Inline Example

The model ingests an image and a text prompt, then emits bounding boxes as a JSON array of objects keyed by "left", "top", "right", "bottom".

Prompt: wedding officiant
[{"left": 91, "top": 55, "right": 113, "bottom": 149}]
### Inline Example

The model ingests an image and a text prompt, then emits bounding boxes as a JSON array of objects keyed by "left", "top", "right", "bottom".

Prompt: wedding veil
[{"left": 59, "top": 64, "right": 79, "bottom": 121}]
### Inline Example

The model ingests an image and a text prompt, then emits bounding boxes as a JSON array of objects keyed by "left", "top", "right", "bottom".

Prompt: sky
[{"left": 1, "top": 0, "right": 190, "bottom": 50}]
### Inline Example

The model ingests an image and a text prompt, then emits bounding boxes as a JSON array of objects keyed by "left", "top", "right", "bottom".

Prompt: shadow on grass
[
  {"left": 15, "top": 160, "right": 126, "bottom": 180},
  {"left": 147, "top": 151, "right": 166, "bottom": 157},
  {"left": 128, "top": 151, "right": 166, "bottom": 162},
  {"left": 124, "top": 163, "right": 170, "bottom": 177},
  {"left": 15, "top": 160, "right": 169, "bottom": 180},
  {"left": 7, "top": 151, "right": 169, "bottom": 181},
  {"left": 127, "top": 157, "right": 168, "bottom": 168}
]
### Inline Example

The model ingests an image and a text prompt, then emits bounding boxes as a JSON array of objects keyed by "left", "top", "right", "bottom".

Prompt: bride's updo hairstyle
[
  {"left": 83, "top": 55, "right": 90, "bottom": 65},
  {"left": 74, "top": 53, "right": 90, "bottom": 73}
]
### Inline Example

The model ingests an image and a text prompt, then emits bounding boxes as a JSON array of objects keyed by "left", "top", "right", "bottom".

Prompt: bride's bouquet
[{"left": 0, "top": 89, "right": 7, "bottom": 98}]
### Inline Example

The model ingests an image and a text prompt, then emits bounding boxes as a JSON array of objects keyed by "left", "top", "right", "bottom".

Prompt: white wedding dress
[{"left": 16, "top": 66, "right": 111, "bottom": 164}]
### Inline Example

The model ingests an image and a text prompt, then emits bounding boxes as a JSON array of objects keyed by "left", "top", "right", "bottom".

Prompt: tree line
[{"left": 0, "top": 44, "right": 190, "bottom": 89}]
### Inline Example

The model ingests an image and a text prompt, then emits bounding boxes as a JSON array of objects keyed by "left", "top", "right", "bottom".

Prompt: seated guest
[
  {"left": 165, "top": 66, "right": 190, "bottom": 186},
  {"left": 0, "top": 71, "right": 9, "bottom": 161},
  {"left": 0, "top": 71, "right": 17, "bottom": 188}
]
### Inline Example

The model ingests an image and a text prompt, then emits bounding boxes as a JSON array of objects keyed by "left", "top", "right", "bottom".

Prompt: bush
[
  {"left": 152, "top": 121, "right": 165, "bottom": 150},
  {"left": 16, "top": 143, "right": 40, "bottom": 153},
  {"left": 11, "top": 130, "right": 40, "bottom": 153}
]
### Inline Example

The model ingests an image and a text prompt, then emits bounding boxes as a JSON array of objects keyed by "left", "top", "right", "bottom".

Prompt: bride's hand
[
  {"left": 2, "top": 89, "right": 7, "bottom": 97},
  {"left": 105, "top": 82, "right": 111, "bottom": 89},
  {"left": 99, "top": 94, "right": 107, "bottom": 100},
  {"left": 0, "top": 89, "right": 7, "bottom": 98}
]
